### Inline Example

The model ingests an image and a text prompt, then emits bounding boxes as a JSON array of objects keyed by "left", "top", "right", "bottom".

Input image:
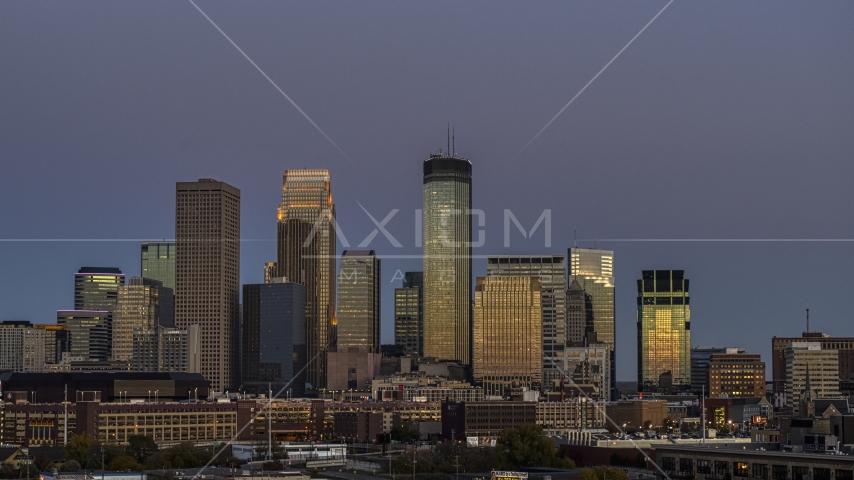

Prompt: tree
[
  {"left": 390, "top": 425, "right": 420, "bottom": 443},
  {"left": 65, "top": 435, "right": 93, "bottom": 465},
  {"left": 262, "top": 461, "right": 283, "bottom": 471},
  {"left": 579, "top": 467, "right": 629, "bottom": 480},
  {"left": 107, "top": 455, "right": 145, "bottom": 472},
  {"left": 60, "top": 460, "right": 81, "bottom": 472},
  {"left": 642, "top": 420, "right": 653, "bottom": 430},
  {"left": 496, "top": 424, "right": 575, "bottom": 469},
  {"left": 127, "top": 435, "right": 159, "bottom": 462}
]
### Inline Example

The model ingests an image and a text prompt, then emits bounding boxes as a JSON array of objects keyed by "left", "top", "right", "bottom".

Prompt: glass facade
[
  {"left": 486, "top": 255, "right": 566, "bottom": 389},
  {"left": 394, "top": 271, "right": 423, "bottom": 356},
  {"left": 637, "top": 270, "right": 691, "bottom": 392},
  {"left": 74, "top": 267, "right": 125, "bottom": 335},
  {"left": 569, "top": 248, "right": 616, "bottom": 400},
  {"left": 277, "top": 169, "right": 336, "bottom": 390},
  {"left": 337, "top": 250, "right": 380, "bottom": 353},
  {"left": 422, "top": 155, "right": 472, "bottom": 365},
  {"left": 56, "top": 310, "right": 110, "bottom": 361},
  {"left": 141, "top": 242, "right": 176, "bottom": 291},
  {"left": 472, "top": 276, "right": 542, "bottom": 396},
  {"left": 242, "top": 281, "right": 307, "bottom": 396},
  {"left": 112, "top": 277, "right": 174, "bottom": 362}
]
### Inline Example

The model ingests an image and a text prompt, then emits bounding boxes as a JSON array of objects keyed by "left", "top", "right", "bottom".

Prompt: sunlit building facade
[
  {"left": 394, "top": 271, "right": 423, "bottom": 356},
  {"left": 422, "top": 154, "right": 472, "bottom": 365},
  {"left": 337, "top": 250, "right": 380, "bottom": 352},
  {"left": 569, "top": 248, "right": 615, "bottom": 399},
  {"left": 175, "top": 179, "right": 241, "bottom": 393},
  {"left": 486, "top": 255, "right": 566, "bottom": 388},
  {"left": 472, "top": 276, "right": 542, "bottom": 396},
  {"left": 141, "top": 242, "right": 176, "bottom": 291},
  {"left": 276, "top": 169, "right": 336, "bottom": 390},
  {"left": 707, "top": 352, "right": 765, "bottom": 399},
  {"left": 637, "top": 270, "right": 691, "bottom": 393},
  {"left": 112, "top": 277, "right": 174, "bottom": 362}
]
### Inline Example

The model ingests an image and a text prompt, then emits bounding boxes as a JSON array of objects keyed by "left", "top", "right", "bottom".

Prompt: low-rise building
[{"left": 605, "top": 399, "right": 668, "bottom": 430}]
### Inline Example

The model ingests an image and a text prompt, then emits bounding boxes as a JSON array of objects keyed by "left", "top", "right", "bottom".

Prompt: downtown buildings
[{"left": 637, "top": 269, "right": 691, "bottom": 393}]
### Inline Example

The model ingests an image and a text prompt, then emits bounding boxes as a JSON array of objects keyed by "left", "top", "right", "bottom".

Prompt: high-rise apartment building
[
  {"left": 569, "top": 248, "right": 615, "bottom": 399},
  {"left": 22, "top": 328, "right": 46, "bottom": 373},
  {"left": 394, "top": 271, "right": 423, "bottom": 356},
  {"left": 337, "top": 251, "right": 380, "bottom": 353},
  {"left": 0, "top": 321, "right": 31, "bottom": 371},
  {"left": 132, "top": 324, "right": 200, "bottom": 373},
  {"left": 141, "top": 242, "right": 176, "bottom": 291},
  {"left": 276, "top": 169, "right": 336, "bottom": 390},
  {"left": 242, "top": 280, "right": 307, "bottom": 396},
  {"left": 772, "top": 332, "right": 854, "bottom": 394},
  {"left": 472, "top": 276, "right": 542, "bottom": 396},
  {"left": 423, "top": 154, "right": 472, "bottom": 365},
  {"left": 486, "top": 255, "right": 566, "bottom": 388},
  {"left": 175, "top": 179, "right": 241, "bottom": 393},
  {"left": 785, "top": 342, "right": 840, "bottom": 415},
  {"left": 691, "top": 347, "right": 742, "bottom": 395},
  {"left": 57, "top": 311, "right": 110, "bottom": 361},
  {"left": 637, "top": 270, "right": 691, "bottom": 393},
  {"left": 707, "top": 352, "right": 766, "bottom": 398},
  {"left": 263, "top": 262, "right": 277, "bottom": 284},
  {"left": 112, "top": 277, "right": 174, "bottom": 362}
]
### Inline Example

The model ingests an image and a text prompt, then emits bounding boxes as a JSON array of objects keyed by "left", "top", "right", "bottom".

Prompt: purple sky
[{"left": 1, "top": 1, "right": 853, "bottom": 380}]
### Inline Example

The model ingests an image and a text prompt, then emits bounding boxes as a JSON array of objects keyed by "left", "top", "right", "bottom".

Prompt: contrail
[
  {"left": 187, "top": 0, "right": 355, "bottom": 164},
  {"left": 518, "top": 0, "right": 675, "bottom": 156}
]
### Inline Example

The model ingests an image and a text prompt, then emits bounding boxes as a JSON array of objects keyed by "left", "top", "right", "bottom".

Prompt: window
[
  {"left": 772, "top": 465, "right": 788, "bottom": 480},
  {"left": 661, "top": 457, "right": 675, "bottom": 472},
  {"left": 679, "top": 458, "right": 693, "bottom": 474},
  {"left": 734, "top": 462, "right": 749, "bottom": 477},
  {"left": 752, "top": 463, "right": 768, "bottom": 480}
]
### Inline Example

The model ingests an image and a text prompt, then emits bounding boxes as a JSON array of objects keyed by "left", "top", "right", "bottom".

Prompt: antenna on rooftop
[
  {"left": 447, "top": 124, "right": 450, "bottom": 156},
  {"left": 452, "top": 126, "right": 455, "bottom": 157},
  {"left": 574, "top": 229, "right": 577, "bottom": 248},
  {"left": 806, "top": 308, "right": 810, "bottom": 333}
]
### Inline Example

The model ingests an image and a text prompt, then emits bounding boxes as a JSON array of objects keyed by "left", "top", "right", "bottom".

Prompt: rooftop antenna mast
[
  {"left": 806, "top": 308, "right": 810, "bottom": 333},
  {"left": 452, "top": 126, "right": 455, "bottom": 157},
  {"left": 447, "top": 124, "right": 450, "bottom": 156},
  {"left": 574, "top": 229, "right": 577, "bottom": 248}
]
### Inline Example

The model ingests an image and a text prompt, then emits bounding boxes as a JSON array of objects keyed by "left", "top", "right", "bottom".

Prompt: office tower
[
  {"left": 112, "top": 277, "right": 174, "bottom": 362},
  {"left": 562, "top": 344, "right": 611, "bottom": 400},
  {"left": 691, "top": 347, "right": 744, "bottom": 395},
  {"left": 264, "top": 262, "right": 277, "bottom": 284},
  {"left": 176, "top": 179, "right": 241, "bottom": 392},
  {"left": 337, "top": 250, "right": 380, "bottom": 352},
  {"left": 57, "top": 311, "right": 110, "bottom": 361},
  {"left": 423, "top": 153, "right": 472, "bottom": 365},
  {"left": 394, "top": 271, "right": 423, "bottom": 356},
  {"left": 141, "top": 241, "right": 176, "bottom": 291},
  {"left": 637, "top": 270, "right": 691, "bottom": 393},
  {"left": 242, "top": 280, "right": 307, "bottom": 396},
  {"left": 707, "top": 352, "right": 765, "bottom": 398},
  {"left": 132, "top": 324, "right": 200, "bottom": 373},
  {"left": 566, "top": 278, "right": 591, "bottom": 346},
  {"left": 569, "top": 248, "right": 616, "bottom": 399},
  {"left": 0, "top": 321, "right": 31, "bottom": 371},
  {"left": 487, "top": 255, "right": 566, "bottom": 388},
  {"left": 277, "top": 169, "right": 336, "bottom": 390},
  {"left": 22, "top": 328, "right": 47, "bottom": 372},
  {"left": 34, "top": 324, "right": 68, "bottom": 364},
  {"left": 472, "top": 276, "right": 542, "bottom": 396},
  {"left": 772, "top": 332, "right": 854, "bottom": 394},
  {"left": 74, "top": 267, "right": 125, "bottom": 312},
  {"left": 785, "top": 342, "right": 840, "bottom": 415}
]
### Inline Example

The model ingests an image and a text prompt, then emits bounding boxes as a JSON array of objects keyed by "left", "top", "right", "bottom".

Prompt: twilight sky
[{"left": 1, "top": 1, "right": 853, "bottom": 381}]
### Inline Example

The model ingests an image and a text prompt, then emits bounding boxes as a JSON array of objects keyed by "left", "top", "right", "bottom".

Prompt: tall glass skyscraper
[
  {"left": 277, "top": 169, "right": 336, "bottom": 390},
  {"left": 112, "top": 277, "right": 174, "bottom": 362},
  {"left": 141, "top": 242, "right": 176, "bottom": 291},
  {"left": 394, "top": 271, "right": 423, "bottom": 356},
  {"left": 74, "top": 266, "right": 125, "bottom": 315},
  {"left": 57, "top": 310, "right": 110, "bottom": 361},
  {"left": 337, "top": 250, "right": 380, "bottom": 353},
  {"left": 422, "top": 154, "right": 472, "bottom": 365},
  {"left": 569, "top": 248, "right": 616, "bottom": 400},
  {"left": 637, "top": 270, "right": 691, "bottom": 393},
  {"left": 486, "top": 255, "right": 566, "bottom": 389}
]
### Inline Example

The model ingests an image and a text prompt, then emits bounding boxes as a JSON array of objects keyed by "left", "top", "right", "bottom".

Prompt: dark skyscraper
[
  {"left": 141, "top": 241, "right": 176, "bottom": 291},
  {"left": 74, "top": 267, "right": 125, "bottom": 319},
  {"left": 175, "top": 179, "right": 240, "bottom": 393},
  {"left": 337, "top": 250, "right": 380, "bottom": 353},
  {"left": 637, "top": 270, "right": 691, "bottom": 393},
  {"left": 394, "top": 271, "right": 423, "bottom": 356},
  {"left": 276, "top": 169, "right": 336, "bottom": 391},
  {"left": 57, "top": 310, "right": 110, "bottom": 362},
  {"left": 422, "top": 153, "right": 472, "bottom": 365},
  {"left": 242, "top": 279, "right": 307, "bottom": 396}
]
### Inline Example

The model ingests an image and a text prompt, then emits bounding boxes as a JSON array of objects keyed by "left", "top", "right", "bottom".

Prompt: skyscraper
[
  {"left": 263, "top": 262, "right": 277, "bottom": 284},
  {"left": 112, "top": 277, "right": 174, "bottom": 362},
  {"left": 486, "top": 255, "right": 566, "bottom": 388},
  {"left": 472, "top": 276, "right": 542, "bottom": 396},
  {"left": 422, "top": 153, "right": 472, "bottom": 365},
  {"left": 394, "top": 271, "right": 423, "bottom": 356},
  {"left": 175, "top": 179, "right": 240, "bottom": 393},
  {"left": 74, "top": 267, "right": 125, "bottom": 319},
  {"left": 637, "top": 270, "right": 691, "bottom": 393},
  {"left": 276, "top": 169, "right": 336, "bottom": 390},
  {"left": 141, "top": 242, "right": 176, "bottom": 291},
  {"left": 337, "top": 250, "right": 380, "bottom": 353},
  {"left": 132, "top": 324, "right": 200, "bottom": 373},
  {"left": 569, "top": 248, "right": 616, "bottom": 399},
  {"left": 566, "top": 278, "right": 591, "bottom": 346},
  {"left": 242, "top": 279, "right": 307, "bottom": 396},
  {"left": 57, "top": 311, "right": 110, "bottom": 361}
]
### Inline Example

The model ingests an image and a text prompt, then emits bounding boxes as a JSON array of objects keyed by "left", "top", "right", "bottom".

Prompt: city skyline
[{"left": 2, "top": 1, "right": 853, "bottom": 381}]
